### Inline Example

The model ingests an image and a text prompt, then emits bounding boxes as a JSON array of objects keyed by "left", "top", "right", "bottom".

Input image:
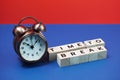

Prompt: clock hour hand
[{"left": 23, "top": 42, "right": 31, "bottom": 46}]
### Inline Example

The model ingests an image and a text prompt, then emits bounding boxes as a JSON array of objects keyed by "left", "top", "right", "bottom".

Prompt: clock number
[
  {"left": 23, "top": 42, "right": 25, "bottom": 45},
  {"left": 21, "top": 47, "right": 24, "bottom": 49},
  {"left": 36, "top": 52, "right": 38, "bottom": 55},
  {"left": 23, "top": 51, "right": 26, "bottom": 54},
  {"left": 26, "top": 38, "right": 28, "bottom": 41},
  {"left": 27, "top": 53, "right": 29, "bottom": 56},
  {"left": 39, "top": 48, "right": 41, "bottom": 51},
  {"left": 32, "top": 54, "right": 34, "bottom": 56},
  {"left": 40, "top": 43, "right": 42, "bottom": 46}
]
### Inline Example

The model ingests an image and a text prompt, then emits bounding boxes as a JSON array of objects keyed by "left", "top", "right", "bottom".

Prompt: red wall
[{"left": 0, "top": 0, "right": 120, "bottom": 24}]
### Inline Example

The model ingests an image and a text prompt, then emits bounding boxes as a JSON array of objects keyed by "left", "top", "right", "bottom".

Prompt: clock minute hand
[
  {"left": 30, "top": 36, "right": 33, "bottom": 45},
  {"left": 34, "top": 39, "right": 39, "bottom": 46}
]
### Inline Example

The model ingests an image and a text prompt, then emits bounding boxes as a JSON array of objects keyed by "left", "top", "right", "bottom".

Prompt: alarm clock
[{"left": 13, "top": 16, "right": 49, "bottom": 64}]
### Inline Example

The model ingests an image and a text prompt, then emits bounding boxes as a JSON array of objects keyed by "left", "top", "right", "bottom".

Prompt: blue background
[{"left": 0, "top": 24, "right": 120, "bottom": 80}]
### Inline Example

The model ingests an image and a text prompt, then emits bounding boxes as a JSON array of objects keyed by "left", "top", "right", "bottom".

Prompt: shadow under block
[
  {"left": 48, "top": 38, "right": 105, "bottom": 61},
  {"left": 57, "top": 46, "right": 107, "bottom": 67}
]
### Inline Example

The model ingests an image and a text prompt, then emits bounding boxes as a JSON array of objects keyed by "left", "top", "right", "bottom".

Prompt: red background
[{"left": 0, "top": 0, "right": 120, "bottom": 24}]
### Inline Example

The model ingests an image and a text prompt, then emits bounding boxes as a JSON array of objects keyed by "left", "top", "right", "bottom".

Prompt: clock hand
[
  {"left": 34, "top": 39, "right": 39, "bottom": 46},
  {"left": 23, "top": 42, "right": 31, "bottom": 46},
  {"left": 30, "top": 36, "right": 33, "bottom": 45}
]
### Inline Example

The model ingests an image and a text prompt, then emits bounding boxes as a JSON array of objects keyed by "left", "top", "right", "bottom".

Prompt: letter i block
[
  {"left": 84, "top": 38, "right": 105, "bottom": 48},
  {"left": 57, "top": 53, "right": 70, "bottom": 67},
  {"left": 96, "top": 46, "right": 107, "bottom": 60}
]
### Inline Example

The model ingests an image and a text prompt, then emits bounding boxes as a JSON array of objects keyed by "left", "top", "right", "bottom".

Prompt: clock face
[{"left": 19, "top": 34, "right": 46, "bottom": 61}]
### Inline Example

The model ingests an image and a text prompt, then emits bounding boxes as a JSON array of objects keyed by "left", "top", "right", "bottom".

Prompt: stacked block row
[
  {"left": 57, "top": 46, "right": 107, "bottom": 67},
  {"left": 48, "top": 38, "right": 107, "bottom": 67}
]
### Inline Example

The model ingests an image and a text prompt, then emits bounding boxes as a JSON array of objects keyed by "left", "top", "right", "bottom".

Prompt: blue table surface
[{"left": 0, "top": 24, "right": 120, "bottom": 80}]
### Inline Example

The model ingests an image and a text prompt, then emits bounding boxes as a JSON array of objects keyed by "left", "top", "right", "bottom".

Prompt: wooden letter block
[
  {"left": 64, "top": 43, "right": 75, "bottom": 51},
  {"left": 84, "top": 38, "right": 105, "bottom": 48},
  {"left": 78, "top": 49, "right": 89, "bottom": 63},
  {"left": 48, "top": 46, "right": 64, "bottom": 54},
  {"left": 68, "top": 51, "right": 80, "bottom": 65},
  {"left": 86, "top": 47, "right": 98, "bottom": 62},
  {"left": 57, "top": 53, "right": 70, "bottom": 67},
  {"left": 49, "top": 52, "right": 56, "bottom": 61},
  {"left": 48, "top": 47, "right": 62, "bottom": 61},
  {"left": 73, "top": 42, "right": 86, "bottom": 49},
  {"left": 95, "top": 46, "right": 107, "bottom": 60}
]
